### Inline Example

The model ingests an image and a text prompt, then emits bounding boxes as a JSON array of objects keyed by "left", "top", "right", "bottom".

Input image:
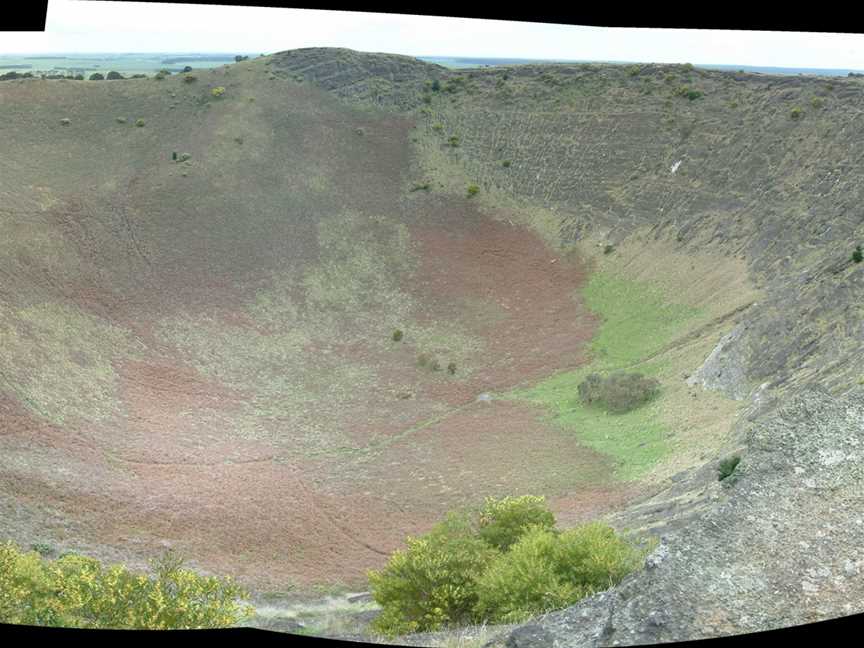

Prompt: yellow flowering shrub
[{"left": 0, "top": 542, "right": 253, "bottom": 629}]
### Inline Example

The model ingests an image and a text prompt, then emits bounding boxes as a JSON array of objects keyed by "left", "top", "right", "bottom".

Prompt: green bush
[
  {"left": 790, "top": 106, "right": 803, "bottom": 120},
  {"left": 501, "top": 160, "right": 511, "bottom": 168},
  {"left": 88, "top": 73, "right": 104, "bottom": 81},
  {"left": 475, "top": 522, "right": 643, "bottom": 624},
  {"left": 577, "top": 372, "right": 660, "bottom": 413},
  {"left": 369, "top": 497, "right": 645, "bottom": 636},
  {"left": 474, "top": 526, "right": 585, "bottom": 624},
  {"left": 30, "top": 543, "right": 54, "bottom": 557},
  {"left": 448, "top": 135, "right": 461, "bottom": 147},
  {"left": 369, "top": 514, "right": 498, "bottom": 637},
  {"left": 852, "top": 245, "right": 863, "bottom": 263},
  {"left": 466, "top": 185, "right": 480, "bottom": 198},
  {"left": 447, "top": 362, "right": 457, "bottom": 375},
  {"left": 477, "top": 495, "right": 555, "bottom": 552},
  {"left": 0, "top": 542, "right": 253, "bottom": 629},
  {"left": 392, "top": 329, "right": 404, "bottom": 342},
  {"left": 106, "top": 71, "right": 123, "bottom": 80},
  {"left": 135, "top": 118, "right": 146, "bottom": 127},
  {"left": 718, "top": 455, "right": 741, "bottom": 481},
  {"left": 211, "top": 86, "right": 226, "bottom": 97}
]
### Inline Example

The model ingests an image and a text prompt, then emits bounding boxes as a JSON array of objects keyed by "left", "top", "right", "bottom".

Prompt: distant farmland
[{"left": 0, "top": 53, "right": 253, "bottom": 76}]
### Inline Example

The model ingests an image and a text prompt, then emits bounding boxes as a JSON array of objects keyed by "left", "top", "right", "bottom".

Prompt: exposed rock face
[
  {"left": 494, "top": 389, "right": 864, "bottom": 646},
  {"left": 687, "top": 322, "right": 752, "bottom": 400}
]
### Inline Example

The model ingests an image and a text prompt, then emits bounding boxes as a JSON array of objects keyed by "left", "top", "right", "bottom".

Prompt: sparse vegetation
[
  {"left": 577, "top": 372, "right": 661, "bottom": 414},
  {"left": 811, "top": 96, "right": 824, "bottom": 109},
  {"left": 0, "top": 542, "right": 253, "bottom": 629},
  {"left": 718, "top": 455, "right": 741, "bottom": 481},
  {"left": 369, "top": 496, "right": 644, "bottom": 637},
  {"left": 29, "top": 543, "right": 54, "bottom": 557}
]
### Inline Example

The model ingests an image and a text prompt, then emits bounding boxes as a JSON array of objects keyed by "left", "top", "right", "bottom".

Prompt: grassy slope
[{"left": 505, "top": 271, "right": 702, "bottom": 480}]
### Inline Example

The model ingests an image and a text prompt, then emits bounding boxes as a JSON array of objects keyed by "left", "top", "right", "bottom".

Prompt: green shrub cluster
[
  {"left": 0, "top": 542, "right": 253, "bottom": 629},
  {"left": 577, "top": 372, "right": 661, "bottom": 413},
  {"left": 368, "top": 496, "right": 644, "bottom": 637},
  {"left": 718, "top": 455, "right": 741, "bottom": 481}
]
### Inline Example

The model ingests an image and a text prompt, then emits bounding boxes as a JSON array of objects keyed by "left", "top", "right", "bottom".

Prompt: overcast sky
[{"left": 2, "top": 1, "right": 864, "bottom": 69}]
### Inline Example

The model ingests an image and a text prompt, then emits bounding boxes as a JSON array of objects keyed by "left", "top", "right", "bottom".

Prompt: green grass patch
[{"left": 505, "top": 271, "right": 705, "bottom": 480}]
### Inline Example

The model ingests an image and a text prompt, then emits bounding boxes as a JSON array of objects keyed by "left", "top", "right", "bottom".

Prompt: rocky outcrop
[{"left": 493, "top": 388, "right": 864, "bottom": 646}]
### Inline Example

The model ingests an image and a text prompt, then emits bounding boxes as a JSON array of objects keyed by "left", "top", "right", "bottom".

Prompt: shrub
[
  {"left": 466, "top": 185, "right": 480, "bottom": 198},
  {"left": 30, "top": 543, "right": 54, "bottom": 557},
  {"left": 474, "top": 527, "right": 583, "bottom": 624},
  {"left": 135, "top": 118, "right": 146, "bottom": 127},
  {"left": 474, "top": 523, "right": 643, "bottom": 624},
  {"left": 0, "top": 542, "right": 253, "bottom": 629},
  {"left": 417, "top": 353, "right": 430, "bottom": 368},
  {"left": 811, "top": 96, "right": 824, "bottom": 109},
  {"left": 852, "top": 245, "right": 863, "bottom": 263},
  {"left": 60, "top": 118, "right": 71, "bottom": 126},
  {"left": 116, "top": 117, "right": 127, "bottom": 124},
  {"left": 430, "top": 359, "right": 441, "bottom": 372},
  {"left": 392, "top": 329, "right": 404, "bottom": 342},
  {"left": 448, "top": 135, "right": 460, "bottom": 147},
  {"left": 431, "top": 79, "right": 441, "bottom": 92},
  {"left": 577, "top": 372, "right": 660, "bottom": 414},
  {"left": 184, "top": 74, "right": 197, "bottom": 83},
  {"left": 182, "top": 65, "right": 193, "bottom": 73},
  {"left": 447, "top": 362, "right": 457, "bottom": 375},
  {"left": 106, "top": 71, "right": 123, "bottom": 80},
  {"left": 211, "top": 86, "right": 226, "bottom": 97},
  {"left": 718, "top": 455, "right": 741, "bottom": 481},
  {"left": 410, "top": 182, "right": 431, "bottom": 192},
  {"left": 501, "top": 160, "right": 511, "bottom": 168},
  {"left": 603, "top": 244, "right": 615, "bottom": 255},
  {"left": 88, "top": 73, "right": 104, "bottom": 81},
  {"left": 432, "top": 123, "right": 444, "bottom": 132},
  {"left": 369, "top": 498, "right": 645, "bottom": 636},
  {"left": 477, "top": 496, "right": 555, "bottom": 552},
  {"left": 790, "top": 106, "right": 803, "bottom": 120},
  {"left": 369, "top": 514, "right": 499, "bottom": 637}
]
